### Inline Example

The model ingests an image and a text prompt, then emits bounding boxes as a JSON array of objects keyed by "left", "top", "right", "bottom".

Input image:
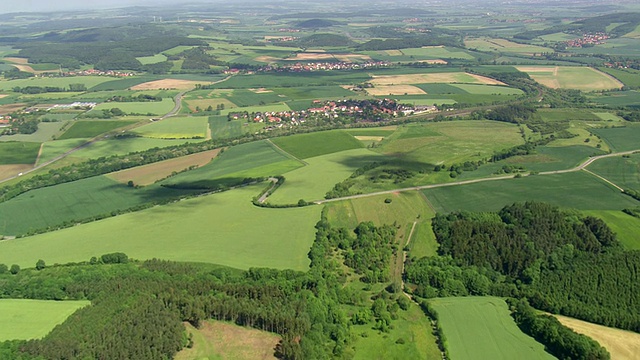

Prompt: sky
[{"left": 0, "top": 0, "right": 168, "bottom": 14}]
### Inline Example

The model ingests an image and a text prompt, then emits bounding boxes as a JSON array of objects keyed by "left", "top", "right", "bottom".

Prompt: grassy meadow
[
  {"left": 130, "top": 116, "right": 209, "bottom": 139},
  {"left": 0, "top": 175, "right": 202, "bottom": 236},
  {"left": 424, "top": 171, "right": 639, "bottom": 213},
  {"left": 590, "top": 125, "right": 640, "bottom": 152},
  {"left": 0, "top": 184, "right": 321, "bottom": 271},
  {"left": 162, "top": 140, "right": 303, "bottom": 189},
  {"left": 271, "top": 130, "right": 364, "bottom": 159},
  {"left": 0, "top": 141, "right": 41, "bottom": 165},
  {"left": 268, "top": 148, "right": 383, "bottom": 204},
  {"left": 0, "top": 299, "right": 90, "bottom": 341},
  {"left": 351, "top": 303, "right": 441, "bottom": 360},
  {"left": 325, "top": 191, "right": 438, "bottom": 257},
  {"left": 429, "top": 297, "right": 555, "bottom": 360},
  {"left": 58, "top": 120, "right": 137, "bottom": 140},
  {"left": 91, "top": 98, "right": 175, "bottom": 116},
  {"left": 177, "top": 321, "right": 280, "bottom": 360}
]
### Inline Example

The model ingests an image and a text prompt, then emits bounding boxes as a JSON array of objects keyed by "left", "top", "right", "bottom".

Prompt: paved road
[{"left": 315, "top": 149, "right": 639, "bottom": 204}]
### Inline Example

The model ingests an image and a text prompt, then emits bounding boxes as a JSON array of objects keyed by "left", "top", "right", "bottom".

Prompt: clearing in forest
[{"left": 176, "top": 321, "right": 280, "bottom": 360}]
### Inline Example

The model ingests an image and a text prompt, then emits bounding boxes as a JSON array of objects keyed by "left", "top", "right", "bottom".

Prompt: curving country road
[{"left": 314, "top": 149, "right": 640, "bottom": 204}]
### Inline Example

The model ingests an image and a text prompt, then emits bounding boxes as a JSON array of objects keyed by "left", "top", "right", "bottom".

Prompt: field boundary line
[
  {"left": 266, "top": 139, "right": 308, "bottom": 165},
  {"left": 581, "top": 168, "right": 624, "bottom": 192},
  {"left": 34, "top": 143, "right": 44, "bottom": 167}
]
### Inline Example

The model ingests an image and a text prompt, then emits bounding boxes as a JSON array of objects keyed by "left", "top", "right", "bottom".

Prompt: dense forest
[
  {"left": 0, "top": 214, "right": 405, "bottom": 359},
  {"left": 406, "top": 202, "right": 640, "bottom": 334}
]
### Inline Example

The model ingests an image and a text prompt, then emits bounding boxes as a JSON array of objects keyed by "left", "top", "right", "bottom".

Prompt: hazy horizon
[{"left": 0, "top": 0, "right": 176, "bottom": 14}]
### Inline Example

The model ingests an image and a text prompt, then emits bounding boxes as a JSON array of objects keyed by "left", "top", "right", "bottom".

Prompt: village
[{"left": 227, "top": 98, "right": 438, "bottom": 131}]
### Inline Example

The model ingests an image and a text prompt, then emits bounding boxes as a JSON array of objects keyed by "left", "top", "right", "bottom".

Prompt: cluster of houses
[
  {"left": 563, "top": 33, "right": 609, "bottom": 48},
  {"left": 265, "top": 36, "right": 299, "bottom": 43},
  {"left": 228, "top": 99, "right": 439, "bottom": 131},
  {"left": 61, "top": 69, "right": 135, "bottom": 77},
  {"left": 257, "top": 60, "right": 391, "bottom": 73},
  {"left": 0, "top": 115, "right": 11, "bottom": 128}
]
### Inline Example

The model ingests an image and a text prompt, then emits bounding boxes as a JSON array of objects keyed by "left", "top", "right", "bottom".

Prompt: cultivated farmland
[
  {"left": 270, "top": 130, "right": 364, "bottom": 159},
  {"left": 108, "top": 149, "right": 221, "bottom": 186},
  {"left": 515, "top": 66, "right": 623, "bottom": 91},
  {"left": 0, "top": 299, "right": 90, "bottom": 341},
  {"left": 424, "top": 171, "right": 639, "bottom": 213},
  {"left": 58, "top": 120, "right": 137, "bottom": 140},
  {"left": 554, "top": 315, "right": 640, "bottom": 360},
  {"left": 91, "top": 98, "right": 175, "bottom": 116},
  {"left": 0, "top": 184, "right": 321, "bottom": 270},
  {"left": 429, "top": 297, "right": 555, "bottom": 360},
  {"left": 130, "top": 116, "right": 209, "bottom": 139},
  {"left": 0, "top": 142, "right": 41, "bottom": 165}
]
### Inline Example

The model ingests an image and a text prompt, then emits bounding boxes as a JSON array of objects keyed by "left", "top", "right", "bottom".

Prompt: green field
[
  {"left": 71, "top": 137, "right": 198, "bottom": 159},
  {"left": 271, "top": 130, "right": 364, "bottom": 159},
  {"left": 35, "top": 138, "right": 88, "bottom": 165},
  {"left": 136, "top": 54, "right": 168, "bottom": 65},
  {"left": 0, "top": 142, "right": 41, "bottom": 165},
  {"left": 220, "top": 102, "right": 290, "bottom": 116},
  {"left": 0, "top": 184, "right": 321, "bottom": 271},
  {"left": 424, "top": 171, "right": 639, "bottom": 213},
  {"left": 448, "top": 84, "right": 523, "bottom": 95},
  {"left": 0, "top": 76, "right": 114, "bottom": 91},
  {"left": 587, "top": 153, "right": 640, "bottom": 192},
  {"left": 163, "top": 140, "right": 303, "bottom": 188},
  {"left": 537, "top": 108, "right": 601, "bottom": 122},
  {"left": 461, "top": 145, "right": 605, "bottom": 178},
  {"left": 380, "top": 121, "right": 523, "bottom": 166},
  {"left": 131, "top": 117, "right": 208, "bottom": 139},
  {"left": 268, "top": 148, "right": 383, "bottom": 204},
  {"left": 598, "top": 68, "right": 640, "bottom": 88},
  {"left": 352, "top": 303, "right": 441, "bottom": 360},
  {"left": 591, "top": 125, "right": 640, "bottom": 152},
  {"left": 0, "top": 299, "right": 90, "bottom": 341},
  {"left": 364, "top": 46, "right": 476, "bottom": 62},
  {"left": 582, "top": 210, "right": 640, "bottom": 250},
  {"left": 87, "top": 76, "right": 161, "bottom": 91},
  {"left": 590, "top": 90, "right": 640, "bottom": 107},
  {"left": 429, "top": 297, "right": 555, "bottom": 360},
  {"left": 325, "top": 191, "right": 437, "bottom": 257},
  {"left": 0, "top": 175, "right": 200, "bottom": 236},
  {"left": 465, "top": 37, "right": 553, "bottom": 55},
  {"left": 209, "top": 71, "right": 372, "bottom": 89},
  {"left": 58, "top": 120, "right": 137, "bottom": 140},
  {"left": 0, "top": 121, "right": 69, "bottom": 143},
  {"left": 273, "top": 86, "right": 354, "bottom": 100},
  {"left": 91, "top": 98, "right": 175, "bottom": 116}
]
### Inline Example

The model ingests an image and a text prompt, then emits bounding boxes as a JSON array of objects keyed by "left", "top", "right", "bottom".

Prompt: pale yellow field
[
  {"left": 11, "top": 64, "right": 35, "bottom": 73},
  {"left": 3, "top": 57, "right": 29, "bottom": 64},
  {"left": 419, "top": 59, "right": 448, "bottom": 64},
  {"left": 366, "top": 84, "right": 427, "bottom": 96},
  {"left": 555, "top": 315, "right": 640, "bottom": 360},
  {"left": 107, "top": 149, "right": 221, "bottom": 186},
  {"left": 334, "top": 54, "right": 372, "bottom": 62},
  {"left": 0, "top": 103, "right": 26, "bottom": 114},
  {"left": 293, "top": 53, "right": 335, "bottom": 60},
  {"left": 515, "top": 66, "right": 623, "bottom": 91},
  {"left": 0, "top": 94, "right": 8, "bottom": 99},
  {"left": 250, "top": 88, "right": 273, "bottom": 93},
  {"left": 354, "top": 136, "right": 384, "bottom": 141},
  {"left": 131, "top": 79, "right": 211, "bottom": 90},
  {"left": 370, "top": 72, "right": 504, "bottom": 86},
  {"left": 0, "top": 164, "right": 32, "bottom": 181},
  {"left": 176, "top": 321, "right": 279, "bottom": 360},
  {"left": 385, "top": 50, "right": 403, "bottom": 56}
]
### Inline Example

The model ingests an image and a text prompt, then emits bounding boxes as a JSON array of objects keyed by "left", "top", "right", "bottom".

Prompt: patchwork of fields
[{"left": 515, "top": 66, "right": 623, "bottom": 91}]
